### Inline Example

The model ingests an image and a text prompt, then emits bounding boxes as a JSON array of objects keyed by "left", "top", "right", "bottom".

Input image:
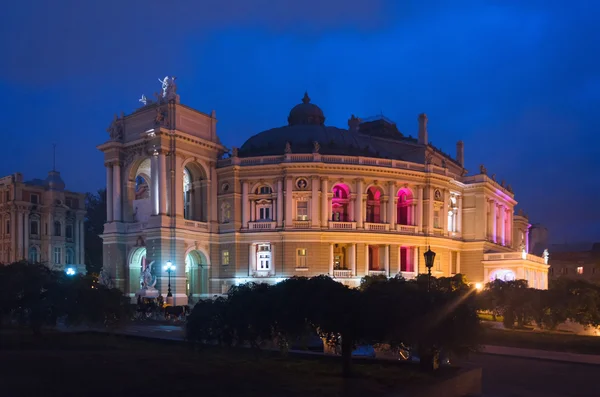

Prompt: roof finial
[{"left": 302, "top": 92, "right": 310, "bottom": 104}]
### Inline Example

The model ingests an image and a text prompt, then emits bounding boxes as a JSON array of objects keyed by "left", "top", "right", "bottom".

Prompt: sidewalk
[{"left": 480, "top": 344, "right": 600, "bottom": 365}]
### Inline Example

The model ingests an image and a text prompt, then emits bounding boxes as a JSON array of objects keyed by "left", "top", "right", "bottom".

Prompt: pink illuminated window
[{"left": 577, "top": 267, "right": 583, "bottom": 275}]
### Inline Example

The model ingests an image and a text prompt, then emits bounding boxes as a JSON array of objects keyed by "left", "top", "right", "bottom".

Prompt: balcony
[
  {"left": 364, "top": 222, "right": 389, "bottom": 232},
  {"left": 396, "top": 224, "right": 418, "bottom": 234},
  {"left": 293, "top": 220, "right": 311, "bottom": 229},
  {"left": 180, "top": 219, "right": 209, "bottom": 232},
  {"left": 368, "top": 270, "right": 388, "bottom": 277},
  {"left": 333, "top": 269, "right": 353, "bottom": 278},
  {"left": 248, "top": 221, "right": 277, "bottom": 230},
  {"left": 328, "top": 221, "right": 357, "bottom": 230},
  {"left": 484, "top": 252, "right": 546, "bottom": 265}
]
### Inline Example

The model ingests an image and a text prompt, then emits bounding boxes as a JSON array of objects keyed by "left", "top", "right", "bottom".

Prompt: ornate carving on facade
[
  {"left": 155, "top": 105, "right": 168, "bottom": 128},
  {"left": 312, "top": 141, "right": 320, "bottom": 153}
]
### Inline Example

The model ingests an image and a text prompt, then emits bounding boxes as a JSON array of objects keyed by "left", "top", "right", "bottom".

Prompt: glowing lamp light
[
  {"left": 163, "top": 261, "right": 174, "bottom": 272},
  {"left": 65, "top": 267, "right": 76, "bottom": 276},
  {"left": 475, "top": 282, "right": 483, "bottom": 291}
]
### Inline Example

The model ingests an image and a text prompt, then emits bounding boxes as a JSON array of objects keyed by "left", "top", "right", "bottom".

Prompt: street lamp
[
  {"left": 423, "top": 246, "right": 436, "bottom": 292},
  {"left": 65, "top": 266, "right": 76, "bottom": 276},
  {"left": 163, "top": 260, "right": 174, "bottom": 298}
]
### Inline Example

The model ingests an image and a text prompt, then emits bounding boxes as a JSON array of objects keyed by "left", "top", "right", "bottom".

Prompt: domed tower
[
  {"left": 287, "top": 92, "right": 326, "bottom": 126},
  {"left": 45, "top": 170, "right": 66, "bottom": 191}
]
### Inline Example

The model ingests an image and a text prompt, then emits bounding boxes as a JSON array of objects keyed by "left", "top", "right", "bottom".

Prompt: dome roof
[
  {"left": 45, "top": 170, "right": 65, "bottom": 191},
  {"left": 287, "top": 92, "right": 325, "bottom": 126}
]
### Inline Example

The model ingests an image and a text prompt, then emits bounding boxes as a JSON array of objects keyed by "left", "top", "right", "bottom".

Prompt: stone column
[
  {"left": 17, "top": 211, "right": 23, "bottom": 260},
  {"left": 457, "top": 195, "right": 463, "bottom": 233},
  {"left": 210, "top": 165, "right": 218, "bottom": 225},
  {"left": 320, "top": 178, "right": 328, "bottom": 227},
  {"left": 381, "top": 198, "right": 388, "bottom": 223},
  {"left": 329, "top": 243, "right": 334, "bottom": 275},
  {"left": 242, "top": 181, "right": 249, "bottom": 228},
  {"left": 106, "top": 165, "right": 114, "bottom": 222},
  {"left": 151, "top": 154, "right": 159, "bottom": 216},
  {"left": 384, "top": 245, "right": 390, "bottom": 276},
  {"left": 310, "top": 177, "right": 319, "bottom": 227},
  {"left": 285, "top": 177, "right": 293, "bottom": 227},
  {"left": 112, "top": 162, "right": 122, "bottom": 221},
  {"left": 442, "top": 190, "right": 449, "bottom": 235},
  {"left": 250, "top": 200, "right": 256, "bottom": 222},
  {"left": 413, "top": 247, "right": 419, "bottom": 274},
  {"left": 427, "top": 186, "right": 434, "bottom": 234},
  {"left": 500, "top": 205, "right": 506, "bottom": 245},
  {"left": 491, "top": 201, "right": 497, "bottom": 243},
  {"left": 397, "top": 246, "right": 402, "bottom": 274},
  {"left": 276, "top": 179, "right": 283, "bottom": 227},
  {"left": 348, "top": 195, "right": 355, "bottom": 222},
  {"left": 349, "top": 244, "right": 356, "bottom": 276},
  {"left": 456, "top": 251, "right": 461, "bottom": 274},
  {"left": 79, "top": 220, "right": 85, "bottom": 264},
  {"left": 525, "top": 227, "right": 530, "bottom": 253},
  {"left": 248, "top": 244, "right": 256, "bottom": 276},
  {"left": 388, "top": 183, "right": 396, "bottom": 229},
  {"left": 23, "top": 211, "right": 29, "bottom": 260},
  {"left": 356, "top": 179, "right": 364, "bottom": 228},
  {"left": 158, "top": 153, "right": 168, "bottom": 215},
  {"left": 364, "top": 244, "right": 370, "bottom": 274},
  {"left": 417, "top": 186, "right": 423, "bottom": 232}
]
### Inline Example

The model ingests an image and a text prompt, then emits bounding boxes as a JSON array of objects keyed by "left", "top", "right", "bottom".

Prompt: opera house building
[{"left": 99, "top": 82, "right": 549, "bottom": 305}]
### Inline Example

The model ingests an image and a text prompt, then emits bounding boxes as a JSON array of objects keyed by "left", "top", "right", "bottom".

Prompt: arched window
[
  {"left": 397, "top": 189, "right": 413, "bottom": 225},
  {"left": 135, "top": 175, "right": 150, "bottom": 200},
  {"left": 366, "top": 186, "right": 383, "bottom": 223},
  {"left": 54, "top": 221, "right": 61, "bottom": 236},
  {"left": 183, "top": 167, "right": 192, "bottom": 219},
  {"left": 66, "top": 248, "right": 75, "bottom": 264},
  {"left": 28, "top": 246, "right": 39, "bottom": 263},
  {"left": 331, "top": 184, "right": 350, "bottom": 222},
  {"left": 448, "top": 196, "right": 457, "bottom": 232}
]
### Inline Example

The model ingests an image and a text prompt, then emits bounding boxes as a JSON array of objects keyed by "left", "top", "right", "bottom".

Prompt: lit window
[
  {"left": 296, "top": 248, "right": 307, "bottom": 268},
  {"left": 222, "top": 250, "right": 230, "bottom": 266},
  {"left": 296, "top": 201, "right": 308, "bottom": 220},
  {"left": 577, "top": 266, "right": 583, "bottom": 275},
  {"left": 256, "top": 243, "right": 272, "bottom": 271},
  {"left": 54, "top": 247, "right": 62, "bottom": 264}
]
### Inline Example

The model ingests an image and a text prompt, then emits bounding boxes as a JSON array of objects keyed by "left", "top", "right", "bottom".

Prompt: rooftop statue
[
  {"left": 107, "top": 114, "right": 124, "bottom": 141},
  {"left": 158, "top": 76, "right": 177, "bottom": 101}
]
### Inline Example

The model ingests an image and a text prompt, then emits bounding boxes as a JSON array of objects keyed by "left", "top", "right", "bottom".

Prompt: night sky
[{"left": 1, "top": 1, "right": 598, "bottom": 244}]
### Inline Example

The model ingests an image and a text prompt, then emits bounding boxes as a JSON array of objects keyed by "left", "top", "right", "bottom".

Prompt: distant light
[
  {"left": 475, "top": 282, "right": 483, "bottom": 291},
  {"left": 164, "top": 260, "right": 174, "bottom": 272},
  {"left": 66, "top": 267, "right": 76, "bottom": 276}
]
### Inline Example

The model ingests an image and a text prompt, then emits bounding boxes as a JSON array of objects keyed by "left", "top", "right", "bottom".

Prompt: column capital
[
  {"left": 353, "top": 178, "right": 365, "bottom": 184},
  {"left": 320, "top": 177, "right": 329, "bottom": 183},
  {"left": 310, "top": 175, "right": 320, "bottom": 181}
]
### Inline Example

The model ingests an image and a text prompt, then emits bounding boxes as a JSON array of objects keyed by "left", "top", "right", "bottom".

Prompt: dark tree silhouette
[{"left": 84, "top": 189, "right": 106, "bottom": 274}]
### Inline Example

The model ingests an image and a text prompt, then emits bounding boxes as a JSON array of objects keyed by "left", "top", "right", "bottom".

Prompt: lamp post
[
  {"left": 423, "top": 246, "right": 436, "bottom": 292},
  {"left": 163, "top": 260, "right": 174, "bottom": 298}
]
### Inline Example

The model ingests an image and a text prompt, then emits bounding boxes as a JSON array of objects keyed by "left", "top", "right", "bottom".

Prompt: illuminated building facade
[
  {"left": 98, "top": 82, "right": 549, "bottom": 305},
  {"left": 0, "top": 171, "right": 86, "bottom": 272}
]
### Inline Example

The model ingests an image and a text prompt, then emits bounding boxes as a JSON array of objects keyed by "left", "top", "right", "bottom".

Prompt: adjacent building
[
  {"left": 99, "top": 80, "right": 549, "bottom": 305},
  {"left": 0, "top": 171, "right": 86, "bottom": 272},
  {"left": 548, "top": 244, "right": 600, "bottom": 284}
]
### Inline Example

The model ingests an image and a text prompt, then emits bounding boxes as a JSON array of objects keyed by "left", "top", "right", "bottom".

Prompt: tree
[{"left": 85, "top": 189, "right": 106, "bottom": 274}]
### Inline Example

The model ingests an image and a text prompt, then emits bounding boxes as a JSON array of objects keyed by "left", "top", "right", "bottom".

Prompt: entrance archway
[
  {"left": 185, "top": 249, "right": 210, "bottom": 300},
  {"left": 489, "top": 269, "right": 516, "bottom": 282},
  {"left": 129, "top": 247, "right": 147, "bottom": 296}
]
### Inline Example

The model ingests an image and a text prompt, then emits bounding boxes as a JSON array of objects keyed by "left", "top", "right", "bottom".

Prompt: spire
[{"left": 302, "top": 92, "right": 311, "bottom": 104}]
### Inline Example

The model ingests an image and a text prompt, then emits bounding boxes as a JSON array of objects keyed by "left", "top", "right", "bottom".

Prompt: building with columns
[
  {"left": 98, "top": 82, "right": 548, "bottom": 305},
  {"left": 0, "top": 171, "right": 86, "bottom": 272}
]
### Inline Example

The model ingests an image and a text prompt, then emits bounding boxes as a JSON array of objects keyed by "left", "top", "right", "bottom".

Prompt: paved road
[
  {"left": 459, "top": 354, "right": 599, "bottom": 397},
  {"left": 67, "top": 324, "right": 600, "bottom": 396}
]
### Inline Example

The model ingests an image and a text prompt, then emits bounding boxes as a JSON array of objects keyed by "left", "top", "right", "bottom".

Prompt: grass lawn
[
  {"left": 0, "top": 331, "right": 443, "bottom": 397},
  {"left": 482, "top": 327, "right": 600, "bottom": 355}
]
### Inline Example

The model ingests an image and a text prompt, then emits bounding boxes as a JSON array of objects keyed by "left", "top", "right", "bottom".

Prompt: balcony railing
[
  {"left": 249, "top": 221, "right": 277, "bottom": 230},
  {"left": 484, "top": 252, "right": 546, "bottom": 265},
  {"left": 396, "top": 224, "right": 418, "bottom": 234},
  {"left": 328, "top": 221, "right": 356, "bottom": 230},
  {"left": 333, "top": 269, "right": 353, "bottom": 278},
  {"left": 293, "top": 220, "right": 311, "bottom": 229},
  {"left": 364, "top": 222, "right": 389, "bottom": 232},
  {"left": 368, "top": 270, "right": 388, "bottom": 276}
]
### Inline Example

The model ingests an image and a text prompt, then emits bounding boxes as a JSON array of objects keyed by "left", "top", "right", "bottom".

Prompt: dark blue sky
[{"left": 1, "top": 1, "right": 598, "bottom": 244}]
